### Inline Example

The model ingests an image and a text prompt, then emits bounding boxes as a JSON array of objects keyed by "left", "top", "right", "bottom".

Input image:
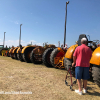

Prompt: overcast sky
[{"left": 0, "top": 0, "right": 100, "bottom": 47}]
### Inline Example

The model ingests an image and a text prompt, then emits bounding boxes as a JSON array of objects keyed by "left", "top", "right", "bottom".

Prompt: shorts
[{"left": 75, "top": 66, "right": 90, "bottom": 80}]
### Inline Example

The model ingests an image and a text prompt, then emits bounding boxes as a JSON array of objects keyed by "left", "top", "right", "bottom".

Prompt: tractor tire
[
  {"left": 12, "top": 48, "right": 19, "bottom": 60},
  {"left": 22, "top": 47, "right": 35, "bottom": 63},
  {"left": 7, "top": 52, "right": 10, "bottom": 57},
  {"left": 42, "top": 48, "right": 54, "bottom": 67},
  {"left": 30, "top": 50, "right": 42, "bottom": 64},
  {"left": 11, "top": 54, "right": 14, "bottom": 59},
  {"left": 64, "top": 58, "right": 73, "bottom": 70},
  {"left": 17, "top": 53, "right": 20, "bottom": 60},
  {"left": 50, "top": 48, "right": 65, "bottom": 67},
  {"left": 30, "top": 50, "right": 35, "bottom": 63},
  {"left": 18, "top": 53, "right": 24, "bottom": 61},
  {"left": 13, "top": 50, "right": 18, "bottom": 60},
  {"left": 92, "top": 65, "right": 100, "bottom": 87}
]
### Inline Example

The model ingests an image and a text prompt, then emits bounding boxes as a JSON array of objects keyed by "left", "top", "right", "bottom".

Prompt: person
[{"left": 72, "top": 37, "right": 92, "bottom": 95}]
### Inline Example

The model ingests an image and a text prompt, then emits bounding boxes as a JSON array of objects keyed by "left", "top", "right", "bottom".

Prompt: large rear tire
[
  {"left": 50, "top": 48, "right": 65, "bottom": 67},
  {"left": 7, "top": 51, "right": 10, "bottom": 57},
  {"left": 17, "top": 53, "right": 24, "bottom": 61},
  {"left": 22, "top": 47, "right": 35, "bottom": 63},
  {"left": 11, "top": 54, "right": 14, "bottom": 59},
  {"left": 17, "top": 53, "right": 20, "bottom": 60},
  {"left": 64, "top": 58, "right": 73, "bottom": 70},
  {"left": 30, "top": 50, "right": 42, "bottom": 64},
  {"left": 42, "top": 48, "right": 54, "bottom": 67},
  {"left": 92, "top": 65, "right": 100, "bottom": 87},
  {"left": 14, "top": 49, "right": 18, "bottom": 60}
]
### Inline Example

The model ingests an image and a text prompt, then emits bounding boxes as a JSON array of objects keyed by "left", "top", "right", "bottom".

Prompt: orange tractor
[
  {"left": 16, "top": 45, "right": 25, "bottom": 61},
  {"left": 9, "top": 46, "right": 16, "bottom": 59},
  {"left": 19, "top": 45, "right": 37, "bottom": 63}
]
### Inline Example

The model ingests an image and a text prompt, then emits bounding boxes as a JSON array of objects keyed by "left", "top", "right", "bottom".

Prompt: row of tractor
[{"left": 4, "top": 34, "right": 100, "bottom": 88}]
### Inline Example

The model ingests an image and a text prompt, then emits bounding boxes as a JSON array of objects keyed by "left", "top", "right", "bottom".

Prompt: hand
[{"left": 72, "top": 62, "right": 75, "bottom": 67}]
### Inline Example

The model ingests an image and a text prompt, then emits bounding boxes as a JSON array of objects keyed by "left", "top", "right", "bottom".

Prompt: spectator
[{"left": 72, "top": 38, "right": 92, "bottom": 95}]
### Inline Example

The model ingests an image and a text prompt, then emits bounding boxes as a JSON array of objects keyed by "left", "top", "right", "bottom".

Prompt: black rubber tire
[
  {"left": 22, "top": 47, "right": 35, "bottom": 63},
  {"left": 42, "top": 48, "right": 54, "bottom": 67},
  {"left": 14, "top": 49, "right": 18, "bottom": 60},
  {"left": 18, "top": 53, "right": 24, "bottom": 61},
  {"left": 50, "top": 48, "right": 65, "bottom": 67},
  {"left": 64, "top": 58, "right": 68, "bottom": 70},
  {"left": 17, "top": 53, "right": 20, "bottom": 60},
  {"left": 92, "top": 65, "right": 100, "bottom": 87},
  {"left": 64, "top": 58, "right": 73, "bottom": 70},
  {"left": 7, "top": 52, "right": 10, "bottom": 57},
  {"left": 11, "top": 54, "right": 14, "bottom": 59},
  {"left": 30, "top": 50, "right": 42, "bottom": 64},
  {"left": 30, "top": 50, "right": 35, "bottom": 63}
]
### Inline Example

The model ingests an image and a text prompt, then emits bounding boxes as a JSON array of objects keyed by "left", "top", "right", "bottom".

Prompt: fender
[
  {"left": 16, "top": 47, "right": 20, "bottom": 53},
  {"left": 90, "top": 47, "right": 100, "bottom": 66},
  {"left": 9, "top": 48, "right": 12, "bottom": 53},
  {"left": 12, "top": 47, "right": 18, "bottom": 53},
  {"left": 65, "top": 44, "right": 78, "bottom": 59},
  {"left": 21, "top": 46, "right": 36, "bottom": 53}
]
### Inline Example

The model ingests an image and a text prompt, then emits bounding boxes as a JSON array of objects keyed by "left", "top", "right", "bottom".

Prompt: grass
[{"left": 0, "top": 56, "right": 100, "bottom": 100}]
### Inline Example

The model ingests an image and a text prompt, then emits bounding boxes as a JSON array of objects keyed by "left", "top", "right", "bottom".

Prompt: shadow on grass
[
  {"left": 88, "top": 90, "right": 100, "bottom": 96},
  {"left": 86, "top": 90, "right": 100, "bottom": 96}
]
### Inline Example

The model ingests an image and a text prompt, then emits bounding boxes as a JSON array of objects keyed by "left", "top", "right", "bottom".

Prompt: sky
[{"left": 0, "top": 0, "right": 100, "bottom": 48}]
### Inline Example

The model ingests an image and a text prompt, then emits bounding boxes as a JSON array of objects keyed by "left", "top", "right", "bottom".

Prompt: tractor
[
  {"left": 42, "top": 1, "right": 68, "bottom": 67},
  {"left": 30, "top": 44, "right": 56, "bottom": 64},
  {"left": 16, "top": 45, "right": 25, "bottom": 61},
  {"left": 20, "top": 45, "right": 38, "bottom": 63},
  {"left": 0, "top": 45, "right": 10, "bottom": 56},
  {"left": 50, "top": 34, "right": 100, "bottom": 87},
  {"left": 10, "top": 47, "right": 19, "bottom": 59},
  {"left": 64, "top": 34, "right": 100, "bottom": 87}
]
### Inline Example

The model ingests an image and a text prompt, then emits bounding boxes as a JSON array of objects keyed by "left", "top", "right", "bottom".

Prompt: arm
[{"left": 72, "top": 56, "right": 76, "bottom": 67}]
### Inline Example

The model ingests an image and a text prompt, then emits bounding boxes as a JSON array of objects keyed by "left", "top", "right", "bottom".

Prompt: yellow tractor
[
  {"left": 20, "top": 45, "right": 37, "bottom": 63},
  {"left": 10, "top": 47, "right": 19, "bottom": 59},
  {"left": 9, "top": 46, "right": 15, "bottom": 58},
  {"left": 16, "top": 45, "right": 25, "bottom": 61},
  {"left": 49, "top": 34, "right": 100, "bottom": 87},
  {"left": 64, "top": 34, "right": 100, "bottom": 87},
  {"left": 0, "top": 45, "right": 10, "bottom": 56}
]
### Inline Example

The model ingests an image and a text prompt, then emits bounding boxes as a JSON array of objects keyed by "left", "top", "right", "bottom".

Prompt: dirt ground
[{"left": 0, "top": 56, "right": 100, "bottom": 100}]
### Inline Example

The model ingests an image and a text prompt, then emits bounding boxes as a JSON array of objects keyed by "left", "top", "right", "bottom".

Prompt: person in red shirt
[{"left": 72, "top": 38, "right": 92, "bottom": 95}]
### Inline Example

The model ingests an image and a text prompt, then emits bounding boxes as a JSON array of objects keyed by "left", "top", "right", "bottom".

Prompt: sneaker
[
  {"left": 83, "top": 88, "right": 87, "bottom": 93},
  {"left": 75, "top": 89, "right": 82, "bottom": 95}
]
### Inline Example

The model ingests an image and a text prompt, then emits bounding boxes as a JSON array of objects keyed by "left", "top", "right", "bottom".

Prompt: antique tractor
[
  {"left": 48, "top": 34, "right": 100, "bottom": 87},
  {"left": 64, "top": 34, "right": 100, "bottom": 87},
  {"left": 10, "top": 47, "right": 19, "bottom": 59},
  {"left": 16, "top": 45, "right": 25, "bottom": 61},
  {"left": 0, "top": 45, "right": 10, "bottom": 56},
  {"left": 30, "top": 44, "right": 56, "bottom": 64},
  {"left": 9, "top": 46, "right": 15, "bottom": 58},
  {"left": 20, "top": 45, "right": 37, "bottom": 63},
  {"left": 50, "top": 46, "right": 67, "bottom": 68}
]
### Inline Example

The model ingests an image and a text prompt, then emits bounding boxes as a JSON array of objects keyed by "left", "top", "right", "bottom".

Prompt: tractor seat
[{"left": 78, "top": 34, "right": 88, "bottom": 46}]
